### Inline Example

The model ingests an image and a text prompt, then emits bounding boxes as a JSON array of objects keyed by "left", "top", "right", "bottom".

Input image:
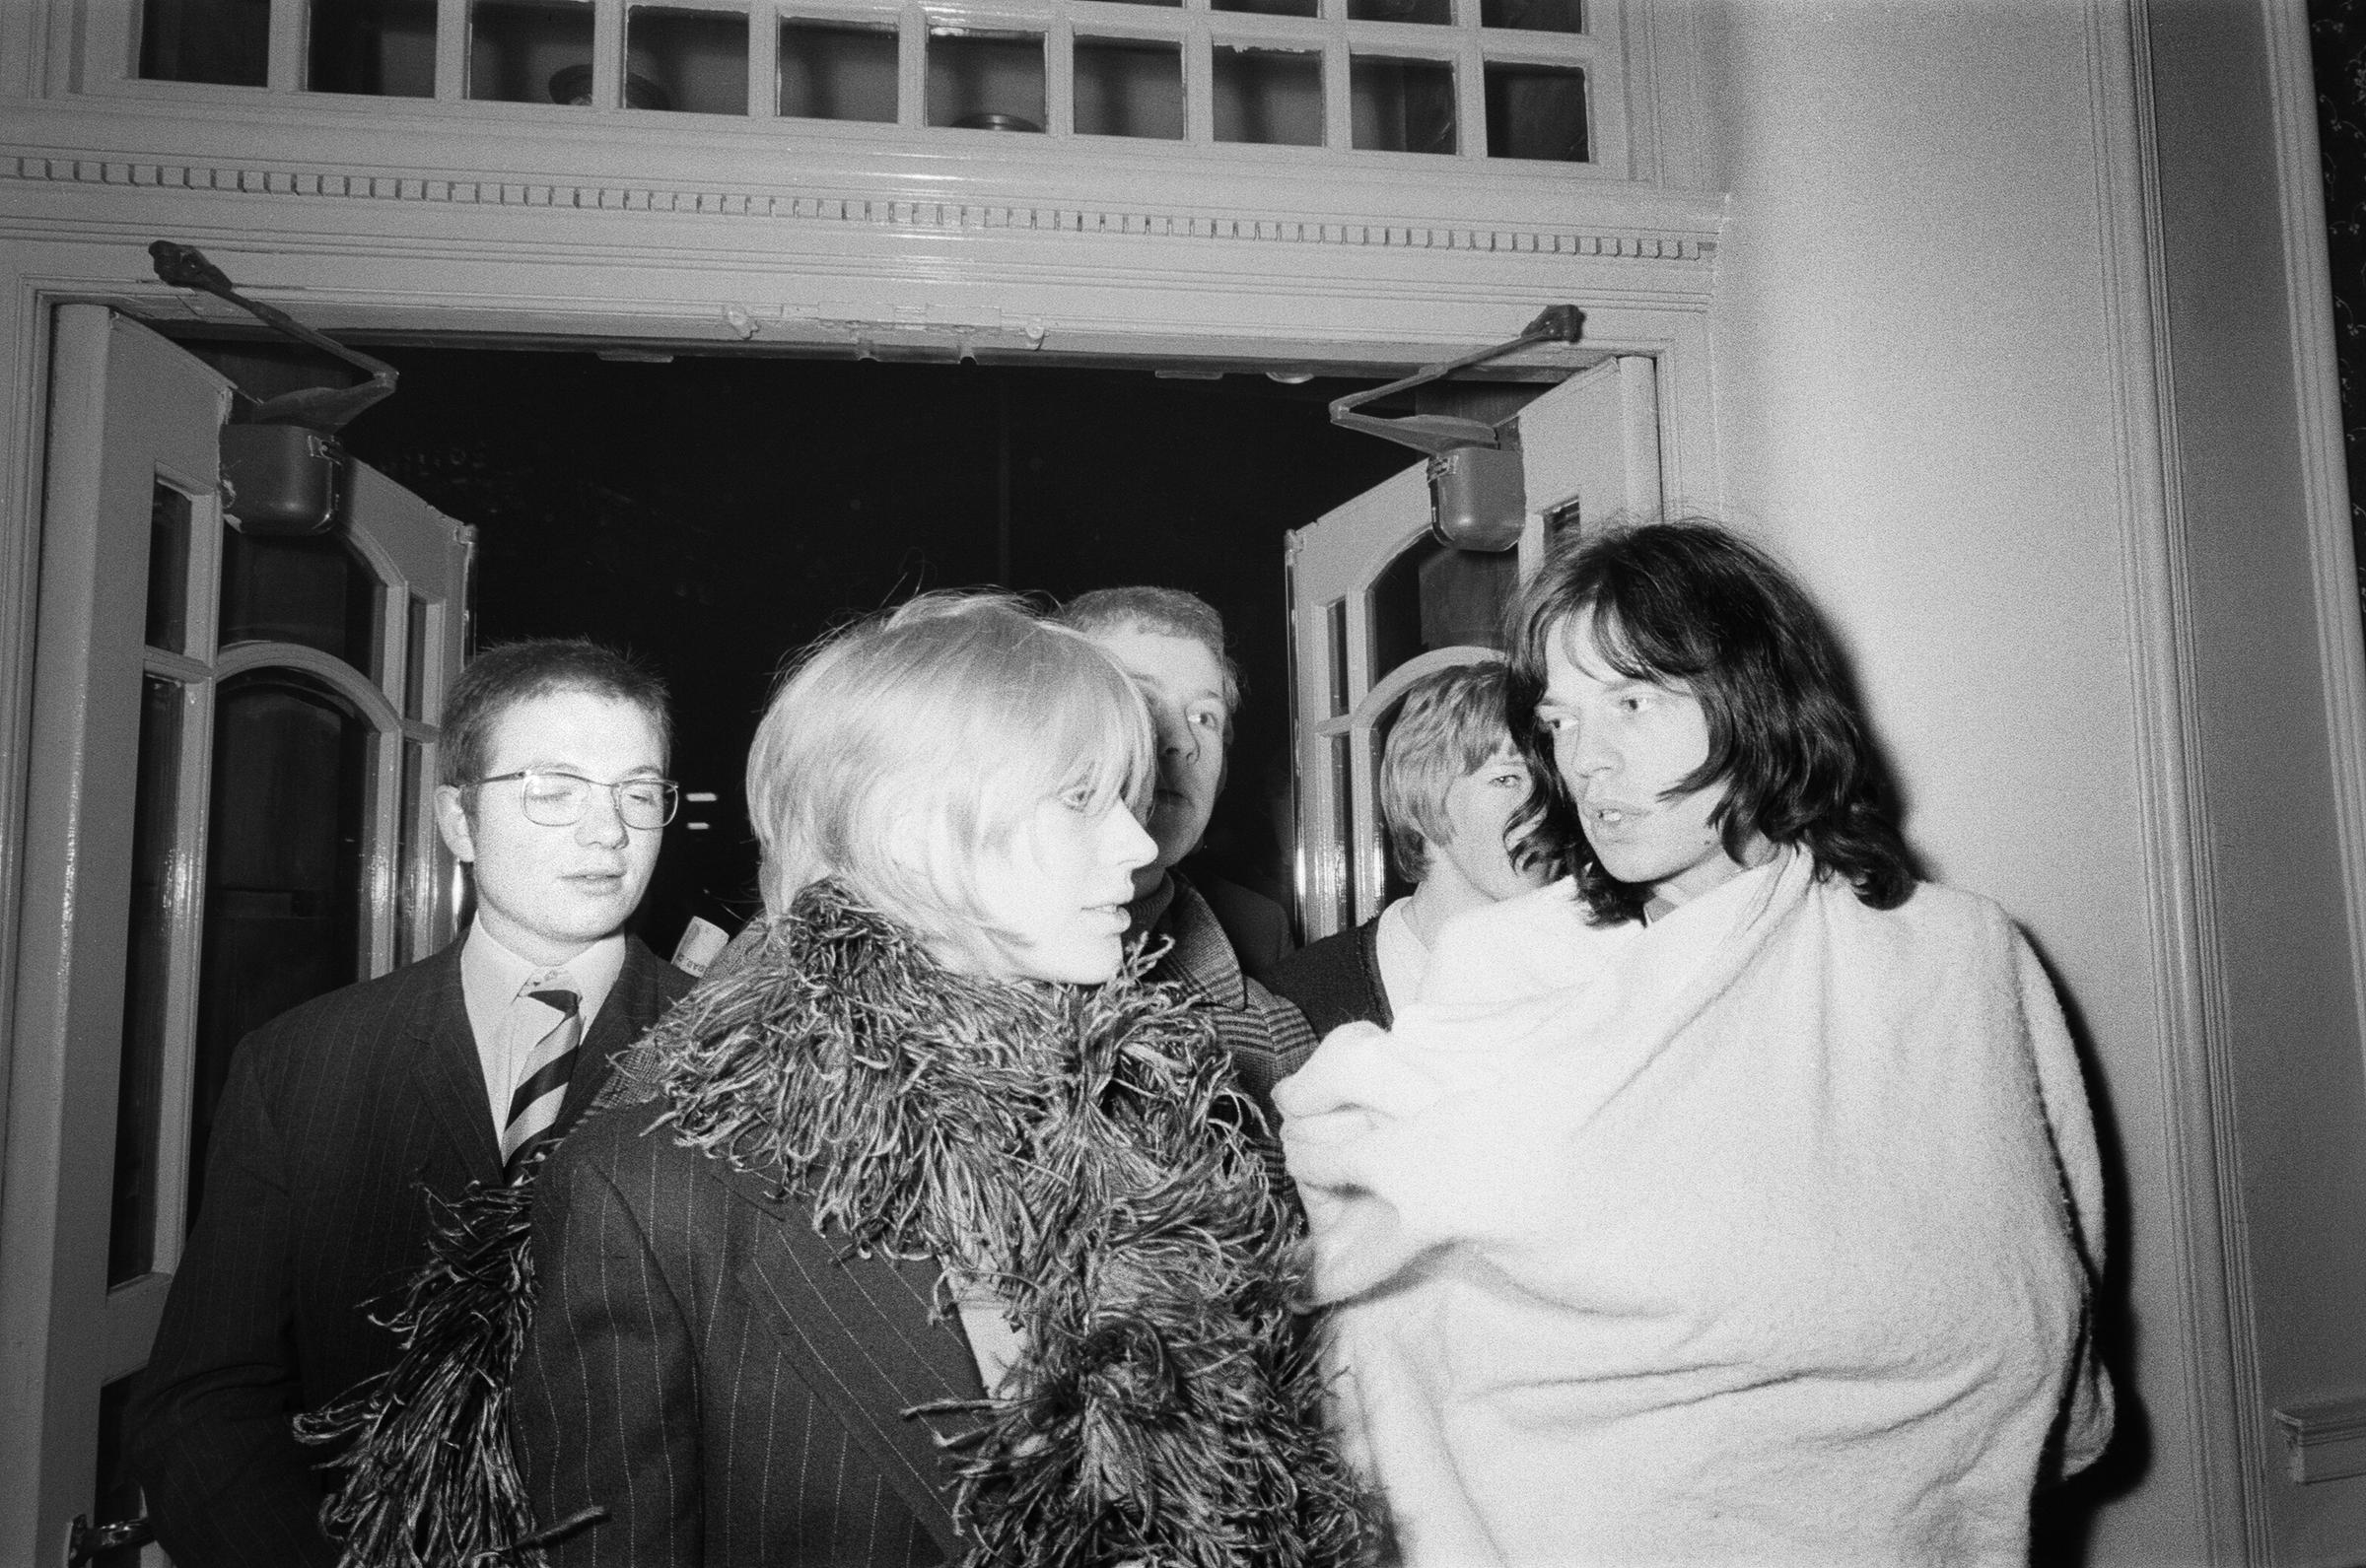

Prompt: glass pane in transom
[
  {"left": 628, "top": 6, "right": 750, "bottom": 112},
  {"left": 928, "top": 31, "right": 1048, "bottom": 132},
  {"left": 1075, "top": 36, "right": 1184, "bottom": 138},
  {"left": 1213, "top": 44, "right": 1322, "bottom": 146},
  {"left": 309, "top": 0, "right": 439, "bottom": 96},
  {"left": 780, "top": 18, "right": 900, "bottom": 121},
  {"left": 1483, "top": 60, "right": 1586, "bottom": 160},
  {"left": 1350, "top": 0, "right": 1453, "bottom": 24},
  {"left": 140, "top": 0, "right": 269, "bottom": 85},
  {"left": 1214, "top": 0, "right": 1318, "bottom": 18},
  {"left": 1480, "top": 0, "right": 1579, "bottom": 30},
  {"left": 1351, "top": 54, "right": 1455, "bottom": 153},
  {"left": 469, "top": 0, "right": 597, "bottom": 103}
]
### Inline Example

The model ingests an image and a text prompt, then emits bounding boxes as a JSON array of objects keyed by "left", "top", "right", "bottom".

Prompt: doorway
[
  {"left": 30, "top": 320, "right": 1584, "bottom": 1561},
  {"left": 196, "top": 342, "right": 1427, "bottom": 954}
]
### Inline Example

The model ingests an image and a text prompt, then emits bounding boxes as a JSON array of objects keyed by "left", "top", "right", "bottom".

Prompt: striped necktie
[{"left": 502, "top": 975, "right": 581, "bottom": 1180}]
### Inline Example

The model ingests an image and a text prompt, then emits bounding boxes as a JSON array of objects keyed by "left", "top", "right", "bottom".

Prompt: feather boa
[{"left": 304, "top": 883, "right": 1371, "bottom": 1567}]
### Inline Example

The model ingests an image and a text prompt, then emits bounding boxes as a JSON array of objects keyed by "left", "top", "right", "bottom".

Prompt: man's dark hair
[
  {"left": 1504, "top": 518, "right": 1914, "bottom": 923},
  {"left": 439, "top": 639, "right": 671, "bottom": 795}
]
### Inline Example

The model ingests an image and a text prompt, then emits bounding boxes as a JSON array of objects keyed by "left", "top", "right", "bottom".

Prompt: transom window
[{"left": 135, "top": 0, "right": 1608, "bottom": 163}]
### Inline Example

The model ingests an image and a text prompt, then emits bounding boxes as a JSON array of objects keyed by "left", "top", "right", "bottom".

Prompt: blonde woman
[{"left": 314, "top": 594, "right": 1366, "bottom": 1568}]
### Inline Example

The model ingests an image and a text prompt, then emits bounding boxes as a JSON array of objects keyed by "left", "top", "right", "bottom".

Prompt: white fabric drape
[{"left": 1279, "top": 852, "right": 2112, "bottom": 1567}]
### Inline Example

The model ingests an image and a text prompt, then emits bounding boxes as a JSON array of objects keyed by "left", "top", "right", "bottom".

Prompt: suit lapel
[
  {"left": 719, "top": 1163, "right": 983, "bottom": 1556},
  {"left": 407, "top": 945, "right": 505, "bottom": 1185},
  {"left": 1157, "top": 874, "right": 1248, "bottom": 1010},
  {"left": 557, "top": 936, "right": 684, "bottom": 1131}
]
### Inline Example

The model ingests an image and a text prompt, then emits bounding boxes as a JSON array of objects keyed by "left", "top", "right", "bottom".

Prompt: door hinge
[{"left": 66, "top": 1514, "right": 152, "bottom": 1565}]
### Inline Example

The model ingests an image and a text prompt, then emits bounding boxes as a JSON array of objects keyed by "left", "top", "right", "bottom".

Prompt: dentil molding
[{"left": 0, "top": 152, "right": 1712, "bottom": 262}]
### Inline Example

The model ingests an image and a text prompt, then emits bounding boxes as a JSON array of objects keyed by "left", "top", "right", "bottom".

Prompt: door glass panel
[
  {"left": 190, "top": 672, "right": 370, "bottom": 1217},
  {"left": 779, "top": 18, "right": 899, "bottom": 121},
  {"left": 219, "top": 527, "right": 385, "bottom": 681},
  {"left": 91, "top": 1376, "right": 145, "bottom": 1568},
  {"left": 1480, "top": 0, "right": 1579, "bottom": 30},
  {"left": 1327, "top": 731, "right": 1355, "bottom": 918},
  {"left": 469, "top": 0, "right": 597, "bottom": 103},
  {"left": 1367, "top": 535, "right": 1437, "bottom": 684},
  {"left": 146, "top": 483, "right": 193, "bottom": 655},
  {"left": 309, "top": 0, "right": 440, "bottom": 96},
  {"left": 111, "top": 676, "right": 182, "bottom": 1286},
  {"left": 1419, "top": 549, "right": 1515, "bottom": 649},
  {"left": 929, "top": 30, "right": 1047, "bottom": 131},
  {"left": 1351, "top": 54, "right": 1455, "bottom": 153},
  {"left": 1482, "top": 61, "right": 1587, "bottom": 161},
  {"left": 139, "top": 0, "right": 269, "bottom": 84},
  {"left": 396, "top": 739, "right": 428, "bottom": 968},
  {"left": 1367, "top": 538, "right": 1516, "bottom": 670},
  {"left": 403, "top": 595, "right": 430, "bottom": 721},
  {"left": 1372, "top": 698, "right": 1416, "bottom": 909},
  {"left": 1324, "top": 597, "right": 1351, "bottom": 716},
  {"left": 628, "top": 6, "right": 748, "bottom": 113},
  {"left": 1213, "top": 44, "right": 1322, "bottom": 146},
  {"left": 1074, "top": 37, "right": 1183, "bottom": 139}
]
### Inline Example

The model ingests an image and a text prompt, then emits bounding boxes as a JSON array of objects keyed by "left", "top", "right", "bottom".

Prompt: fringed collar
[{"left": 626, "top": 883, "right": 1371, "bottom": 1567}]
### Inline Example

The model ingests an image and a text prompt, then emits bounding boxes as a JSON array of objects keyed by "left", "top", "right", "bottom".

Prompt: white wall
[{"left": 1692, "top": 1, "right": 2366, "bottom": 1563}]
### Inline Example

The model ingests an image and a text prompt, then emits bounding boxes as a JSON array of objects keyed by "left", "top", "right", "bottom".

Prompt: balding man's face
[{"left": 1082, "top": 628, "right": 1228, "bottom": 898}]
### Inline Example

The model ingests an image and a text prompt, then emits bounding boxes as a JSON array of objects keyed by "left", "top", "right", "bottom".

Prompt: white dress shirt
[{"left": 459, "top": 922, "right": 627, "bottom": 1139}]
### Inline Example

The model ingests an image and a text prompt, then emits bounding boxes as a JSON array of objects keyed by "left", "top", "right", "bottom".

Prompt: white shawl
[{"left": 1278, "top": 852, "right": 2112, "bottom": 1567}]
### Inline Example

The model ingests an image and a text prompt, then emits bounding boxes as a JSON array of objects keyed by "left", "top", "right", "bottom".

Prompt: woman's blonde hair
[{"left": 747, "top": 592, "right": 1153, "bottom": 955}]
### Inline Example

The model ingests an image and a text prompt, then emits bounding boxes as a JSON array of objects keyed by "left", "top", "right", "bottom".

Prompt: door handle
[{"left": 66, "top": 1514, "right": 153, "bottom": 1565}]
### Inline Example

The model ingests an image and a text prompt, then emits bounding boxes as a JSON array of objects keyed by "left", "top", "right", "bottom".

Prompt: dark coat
[
  {"left": 1266, "top": 916, "right": 1391, "bottom": 1041},
  {"left": 1149, "top": 872, "right": 1319, "bottom": 1125},
  {"left": 128, "top": 935, "right": 691, "bottom": 1568},
  {"left": 1186, "top": 869, "right": 1295, "bottom": 985},
  {"left": 513, "top": 1103, "right": 986, "bottom": 1567}
]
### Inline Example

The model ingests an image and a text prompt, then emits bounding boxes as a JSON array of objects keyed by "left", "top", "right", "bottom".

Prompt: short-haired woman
[
  {"left": 1279, "top": 521, "right": 2113, "bottom": 1567},
  {"left": 315, "top": 594, "right": 1366, "bottom": 1568},
  {"left": 1268, "top": 662, "right": 1546, "bottom": 1036}
]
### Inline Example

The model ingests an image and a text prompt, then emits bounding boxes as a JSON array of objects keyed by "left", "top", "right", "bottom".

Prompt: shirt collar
[{"left": 461, "top": 920, "right": 627, "bottom": 1034}]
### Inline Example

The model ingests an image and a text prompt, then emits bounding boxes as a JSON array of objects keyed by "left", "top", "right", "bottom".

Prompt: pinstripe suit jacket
[
  {"left": 128, "top": 935, "right": 690, "bottom": 1568},
  {"left": 513, "top": 1099, "right": 985, "bottom": 1567}
]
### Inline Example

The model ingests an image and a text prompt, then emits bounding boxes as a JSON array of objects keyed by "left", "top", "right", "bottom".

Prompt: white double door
[
  {"left": 2, "top": 307, "right": 472, "bottom": 1564},
  {"left": 1287, "top": 354, "right": 1662, "bottom": 941}
]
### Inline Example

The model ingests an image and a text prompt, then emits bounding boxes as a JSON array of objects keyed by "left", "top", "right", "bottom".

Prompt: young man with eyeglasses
[{"left": 130, "top": 640, "right": 694, "bottom": 1568}]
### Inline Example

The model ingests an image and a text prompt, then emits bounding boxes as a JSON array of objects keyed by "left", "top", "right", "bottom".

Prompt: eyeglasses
[{"left": 473, "top": 770, "right": 680, "bottom": 831}]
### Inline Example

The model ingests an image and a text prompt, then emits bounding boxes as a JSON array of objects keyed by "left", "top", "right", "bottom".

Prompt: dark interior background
[
  {"left": 318, "top": 349, "right": 1418, "bottom": 956},
  {"left": 2312, "top": 0, "right": 2366, "bottom": 608}
]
